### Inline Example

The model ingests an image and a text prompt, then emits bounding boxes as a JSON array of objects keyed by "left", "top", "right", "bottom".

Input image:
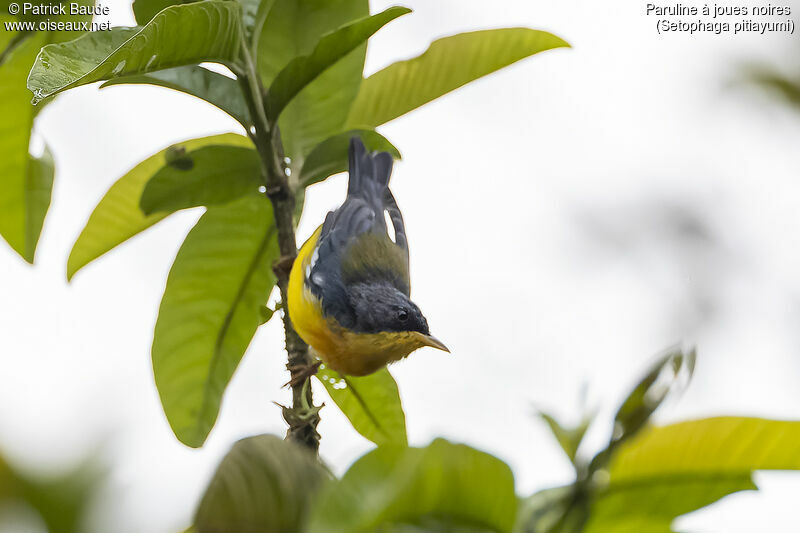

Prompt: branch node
[
  {"left": 273, "top": 254, "right": 296, "bottom": 279},
  {"left": 283, "top": 360, "right": 322, "bottom": 388},
  {"left": 265, "top": 183, "right": 285, "bottom": 198},
  {"left": 280, "top": 403, "right": 322, "bottom": 451}
]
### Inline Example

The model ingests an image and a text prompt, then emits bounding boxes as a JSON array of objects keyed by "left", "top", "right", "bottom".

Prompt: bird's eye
[{"left": 397, "top": 309, "right": 409, "bottom": 321}]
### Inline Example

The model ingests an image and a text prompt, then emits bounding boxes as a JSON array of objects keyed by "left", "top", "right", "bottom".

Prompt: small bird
[{"left": 288, "top": 137, "right": 448, "bottom": 377}]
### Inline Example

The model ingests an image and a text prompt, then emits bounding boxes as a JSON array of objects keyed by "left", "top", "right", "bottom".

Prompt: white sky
[{"left": 2, "top": 0, "right": 800, "bottom": 531}]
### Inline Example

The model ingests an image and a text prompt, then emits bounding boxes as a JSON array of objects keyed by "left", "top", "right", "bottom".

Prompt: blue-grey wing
[{"left": 304, "top": 137, "right": 407, "bottom": 327}]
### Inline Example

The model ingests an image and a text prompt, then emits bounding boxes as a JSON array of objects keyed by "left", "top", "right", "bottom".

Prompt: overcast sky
[{"left": 2, "top": 0, "right": 800, "bottom": 531}]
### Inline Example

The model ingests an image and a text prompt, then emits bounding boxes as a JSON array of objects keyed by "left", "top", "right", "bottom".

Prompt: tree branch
[{"left": 237, "top": 40, "right": 320, "bottom": 452}]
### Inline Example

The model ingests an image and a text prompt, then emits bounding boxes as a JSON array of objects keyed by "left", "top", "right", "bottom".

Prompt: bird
[{"left": 287, "top": 137, "right": 448, "bottom": 377}]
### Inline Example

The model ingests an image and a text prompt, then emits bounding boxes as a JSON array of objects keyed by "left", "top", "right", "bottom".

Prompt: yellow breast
[{"left": 288, "top": 226, "right": 426, "bottom": 376}]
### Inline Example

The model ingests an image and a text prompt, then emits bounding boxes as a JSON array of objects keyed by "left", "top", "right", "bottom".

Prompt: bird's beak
[{"left": 415, "top": 332, "right": 450, "bottom": 353}]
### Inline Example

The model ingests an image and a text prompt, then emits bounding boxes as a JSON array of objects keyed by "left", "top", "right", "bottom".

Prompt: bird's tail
[
  {"left": 346, "top": 136, "right": 393, "bottom": 203},
  {"left": 345, "top": 136, "right": 407, "bottom": 250}
]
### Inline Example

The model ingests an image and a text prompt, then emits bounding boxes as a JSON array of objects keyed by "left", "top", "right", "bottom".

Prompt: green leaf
[
  {"left": 310, "top": 439, "right": 517, "bottom": 533},
  {"left": 67, "top": 133, "right": 251, "bottom": 281},
  {"left": 266, "top": 6, "right": 410, "bottom": 124},
  {"left": 346, "top": 28, "right": 569, "bottom": 129},
  {"left": 0, "top": 28, "right": 47, "bottom": 263},
  {"left": 153, "top": 194, "right": 279, "bottom": 447},
  {"left": 240, "top": 0, "right": 274, "bottom": 47},
  {"left": 587, "top": 480, "right": 755, "bottom": 533},
  {"left": 1, "top": 0, "right": 95, "bottom": 53},
  {"left": 195, "top": 434, "right": 327, "bottom": 533},
  {"left": 587, "top": 346, "right": 696, "bottom": 476},
  {"left": 0, "top": 0, "right": 100, "bottom": 263},
  {"left": 612, "top": 346, "right": 695, "bottom": 449},
  {"left": 140, "top": 144, "right": 261, "bottom": 215},
  {"left": 609, "top": 417, "right": 800, "bottom": 483},
  {"left": 316, "top": 366, "right": 407, "bottom": 446},
  {"left": 46, "top": 0, "right": 97, "bottom": 44},
  {"left": 0, "top": 30, "right": 32, "bottom": 67},
  {"left": 134, "top": 0, "right": 271, "bottom": 52},
  {"left": 538, "top": 412, "right": 591, "bottom": 464},
  {"left": 258, "top": 305, "right": 275, "bottom": 325},
  {"left": 257, "top": 0, "right": 368, "bottom": 167},
  {"left": 100, "top": 66, "right": 251, "bottom": 126},
  {"left": 583, "top": 417, "right": 800, "bottom": 533},
  {"left": 132, "top": 0, "right": 196, "bottom": 25},
  {"left": 299, "top": 129, "right": 401, "bottom": 187},
  {"left": 22, "top": 145, "right": 55, "bottom": 262},
  {"left": 248, "top": 0, "right": 275, "bottom": 56},
  {"left": 28, "top": 1, "right": 243, "bottom": 104}
]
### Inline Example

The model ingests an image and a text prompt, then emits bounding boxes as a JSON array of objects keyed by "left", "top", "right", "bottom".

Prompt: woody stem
[{"left": 237, "top": 40, "right": 320, "bottom": 453}]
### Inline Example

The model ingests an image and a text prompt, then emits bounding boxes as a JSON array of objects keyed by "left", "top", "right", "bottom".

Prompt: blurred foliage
[
  {"left": 179, "top": 346, "right": 800, "bottom": 533},
  {"left": 746, "top": 65, "right": 800, "bottom": 112},
  {"left": 309, "top": 439, "right": 517, "bottom": 533},
  {"left": 192, "top": 436, "right": 517, "bottom": 533},
  {"left": 537, "top": 411, "right": 592, "bottom": 465},
  {"left": 582, "top": 417, "right": 800, "bottom": 533},
  {"left": 518, "top": 346, "right": 695, "bottom": 533},
  {"left": 516, "top": 347, "right": 800, "bottom": 533},
  {"left": 0, "top": 451, "right": 101, "bottom": 533},
  {"left": 195, "top": 435, "right": 327, "bottom": 533}
]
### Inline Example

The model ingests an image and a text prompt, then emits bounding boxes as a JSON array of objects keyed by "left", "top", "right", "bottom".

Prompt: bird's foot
[{"left": 284, "top": 360, "right": 322, "bottom": 388}]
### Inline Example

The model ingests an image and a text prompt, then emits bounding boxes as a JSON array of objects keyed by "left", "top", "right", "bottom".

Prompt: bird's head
[{"left": 347, "top": 282, "right": 449, "bottom": 352}]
